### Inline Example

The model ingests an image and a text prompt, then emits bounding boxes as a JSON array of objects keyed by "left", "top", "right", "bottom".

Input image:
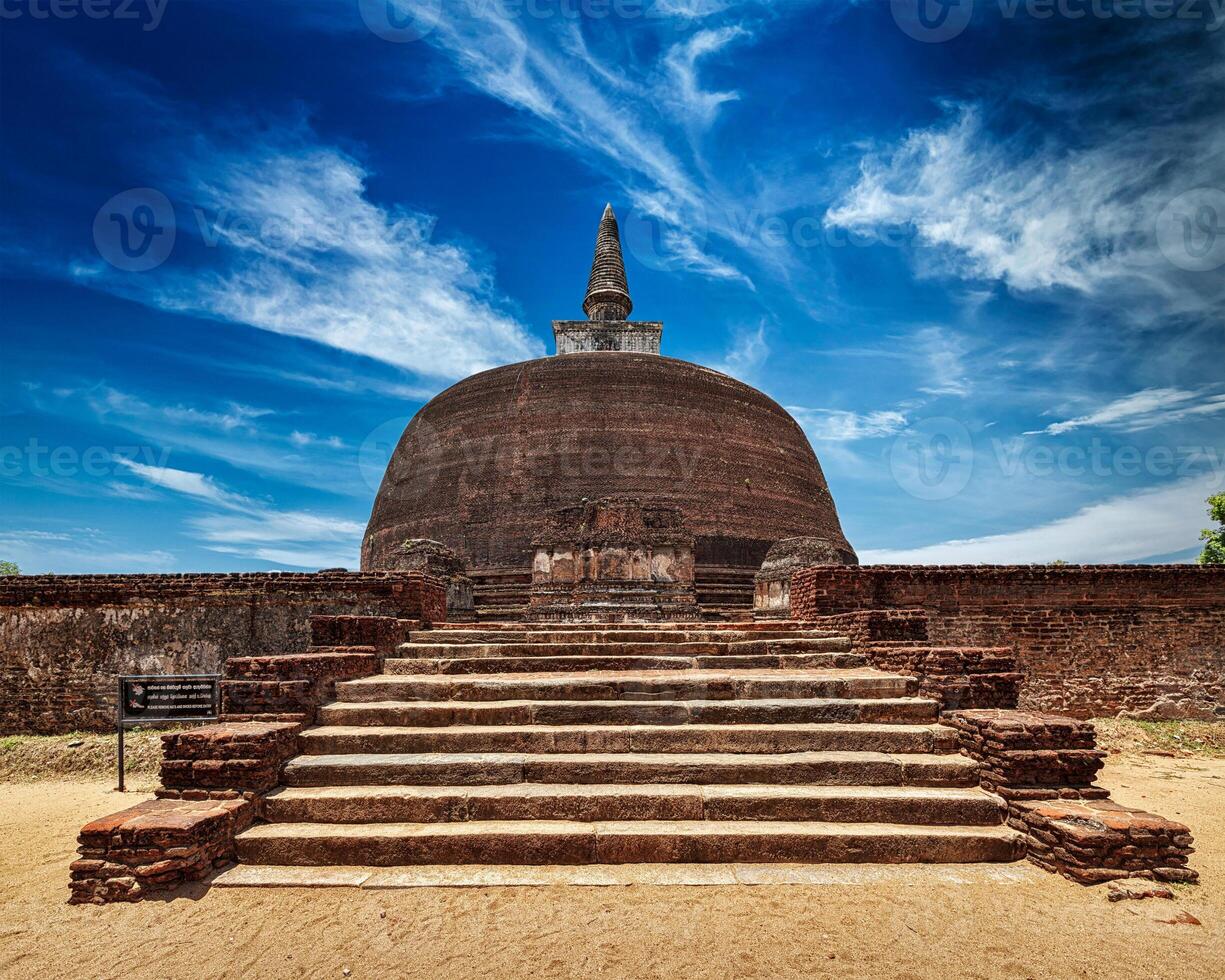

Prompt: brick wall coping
[
  {"left": 792, "top": 564, "right": 1224, "bottom": 611},
  {"left": 1, "top": 571, "right": 441, "bottom": 606}
]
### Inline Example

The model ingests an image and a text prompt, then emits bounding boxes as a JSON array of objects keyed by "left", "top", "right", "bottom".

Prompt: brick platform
[
  {"left": 944, "top": 709, "right": 1107, "bottom": 800},
  {"left": 1013, "top": 799, "right": 1197, "bottom": 884},
  {"left": 158, "top": 721, "right": 300, "bottom": 796},
  {"left": 946, "top": 708, "right": 1195, "bottom": 884},
  {"left": 69, "top": 797, "right": 254, "bottom": 904},
  {"left": 69, "top": 613, "right": 396, "bottom": 902},
  {"left": 309, "top": 615, "right": 420, "bottom": 651}
]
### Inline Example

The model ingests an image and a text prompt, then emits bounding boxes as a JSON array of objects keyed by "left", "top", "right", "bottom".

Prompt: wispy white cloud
[
  {"left": 63, "top": 385, "right": 360, "bottom": 495},
  {"left": 392, "top": 3, "right": 770, "bottom": 284},
  {"left": 0, "top": 527, "right": 176, "bottom": 574},
  {"left": 103, "top": 136, "right": 544, "bottom": 380},
  {"left": 92, "top": 388, "right": 272, "bottom": 434},
  {"left": 103, "top": 482, "right": 161, "bottom": 502},
  {"left": 289, "top": 430, "right": 346, "bottom": 449},
  {"left": 189, "top": 509, "right": 364, "bottom": 569},
  {"left": 825, "top": 93, "right": 1225, "bottom": 317},
  {"left": 790, "top": 406, "right": 908, "bottom": 442},
  {"left": 914, "top": 325, "right": 970, "bottom": 398},
  {"left": 651, "top": 0, "right": 734, "bottom": 17},
  {"left": 860, "top": 471, "right": 1223, "bottom": 564},
  {"left": 17, "top": 60, "right": 543, "bottom": 381},
  {"left": 712, "top": 321, "right": 769, "bottom": 380},
  {"left": 662, "top": 27, "right": 747, "bottom": 128},
  {"left": 1029, "top": 387, "right": 1225, "bottom": 436},
  {"left": 116, "top": 459, "right": 364, "bottom": 569},
  {"left": 115, "top": 457, "right": 249, "bottom": 508}
]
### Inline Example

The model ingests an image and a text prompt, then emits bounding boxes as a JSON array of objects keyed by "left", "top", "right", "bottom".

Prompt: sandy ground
[{"left": 1, "top": 755, "right": 1221, "bottom": 980}]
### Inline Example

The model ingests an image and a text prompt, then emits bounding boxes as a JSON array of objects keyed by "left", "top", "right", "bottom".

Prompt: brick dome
[{"left": 361, "top": 351, "right": 854, "bottom": 575}]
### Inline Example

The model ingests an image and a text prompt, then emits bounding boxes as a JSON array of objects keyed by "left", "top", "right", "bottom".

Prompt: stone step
[
  {"left": 263, "top": 783, "right": 1006, "bottom": 826},
  {"left": 475, "top": 607, "right": 527, "bottom": 621},
  {"left": 384, "top": 653, "right": 868, "bottom": 674},
  {"left": 282, "top": 750, "right": 979, "bottom": 788},
  {"left": 430, "top": 621, "right": 835, "bottom": 633},
  {"left": 236, "top": 819, "right": 1025, "bottom": 866},
  {"left": 335, "top": 669, "right": 916, "bottom": 704},
  {"left": 405, "top": 630, "right": 842, "bottom": 645},
  {"left": 299, "top": 722, "right": 958, "bottom": 756},
  {"left": 318, "top": 696, "right": 940, "bottom": 727},
  {"left": 394, "top": 638, "right": 852, "bottom": 659}
]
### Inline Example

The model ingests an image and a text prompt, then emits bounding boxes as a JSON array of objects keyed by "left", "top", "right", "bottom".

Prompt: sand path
[{"left": 1, "top": 755, "right": 1221, "bottom": 979}]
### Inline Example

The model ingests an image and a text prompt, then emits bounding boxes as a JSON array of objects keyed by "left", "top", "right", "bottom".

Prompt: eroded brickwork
[
  {"left": 1, "top": 572, "right": 443, "bottom": 733},
  {"left": 946, "top": 709, "right": 1197, "bottom": 884},
  {"left": 863, "top": 645, "right": 1022, "bottom": 712},
  {"left": 791, "top": 565, "right": 1225, "bottom": 718},
  {"left": 158, "top": 721, "right": 300, "bottom": 795},
  {"left": 1013, "top": 799, "right": 1196, "bottom": 884},
  {"left": 221, "top": 650, "right": 382, "bottom": 724},
  {"left": 67, "top": 611, "right": 399, "bottom": 903},
  {"left": 944, "top": 710, "right": 1107, "bottom": 801},
  {"left": 69, "top": 797, "right": 255, "bottom": 904}
]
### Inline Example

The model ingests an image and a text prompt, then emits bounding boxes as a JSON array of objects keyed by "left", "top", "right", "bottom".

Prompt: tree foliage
[
  {"left": 0, "top": 561, "right": 20, "bottom": 575},
  {"left": 1197, "top": 493, "right": 1225, "bottom": 565}
]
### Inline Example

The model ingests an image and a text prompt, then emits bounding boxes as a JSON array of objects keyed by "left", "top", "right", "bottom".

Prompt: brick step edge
[
  {"left": 262, "top": 783, "right": 1007, "bottom": 826},
  {"left": 69, "top": 798, "right": 255, "bottom": 904},
  {"left": 946, "top": 709, "right": 1198, "bottom": 886},
  {"left": 1010, "top": 799, "right": 1197, "bottom": 884},
  {"left": 235, "top": 820, "right": 1027, "bottom": 866}
]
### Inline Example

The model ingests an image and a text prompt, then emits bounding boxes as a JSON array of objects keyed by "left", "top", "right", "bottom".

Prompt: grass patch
[
  {"left": 0, "top": 729, "right": 178, "bottom": 783},
  {"left": 1092, "top": 718, "right": 1225, "bottom": 759}
]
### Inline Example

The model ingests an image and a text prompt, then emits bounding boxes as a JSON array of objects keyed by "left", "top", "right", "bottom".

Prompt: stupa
[{"left": 362, "top": 205, "right": 855, "bottom": 616}]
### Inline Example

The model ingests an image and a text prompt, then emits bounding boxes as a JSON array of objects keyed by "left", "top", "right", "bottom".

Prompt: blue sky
[{"left": 2, "top": 0, "right": 1223, "bottom": 573}]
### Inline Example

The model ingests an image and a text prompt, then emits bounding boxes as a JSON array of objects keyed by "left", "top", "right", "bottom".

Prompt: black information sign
[
  {"left": 120, "top": 675, "right": 219, "bottom": 722},
  {"left": 116, "top": 673, "right": 219, "bottom": 791}
]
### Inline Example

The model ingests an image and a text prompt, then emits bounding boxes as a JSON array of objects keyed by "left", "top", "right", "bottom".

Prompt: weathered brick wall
[
  {"left": 0, "top": 572, "right": 444, "bottom": 734},
  {"left": 791, "top": 565, "right": 1225, "bottom": 719}
]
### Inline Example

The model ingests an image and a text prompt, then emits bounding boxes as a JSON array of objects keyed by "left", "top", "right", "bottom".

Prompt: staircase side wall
[{"left": 790, "top": 565, "right": 1225, "bottom": 719}]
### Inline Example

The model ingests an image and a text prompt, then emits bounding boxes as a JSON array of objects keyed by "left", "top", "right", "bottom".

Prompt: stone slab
[
  {"left": 319, "top": 696, "right": 940, "bottom": 727},
  {"left": 212, "top": 863, "right": 1041, "bottom": 889},
  {"left": 212, "top": 865, "right": 373, "bottom": 888}
]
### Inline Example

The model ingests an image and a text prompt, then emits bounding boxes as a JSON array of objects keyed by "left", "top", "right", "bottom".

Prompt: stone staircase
[
  {"left": 693, "top": 565, "right": 757, "bottom": 618},
  {"left": 235, "top": 622, "right": 1024, "bottom": 869},
  {"left": 469, "top": 568, "right": 532, "bottom": 621}
]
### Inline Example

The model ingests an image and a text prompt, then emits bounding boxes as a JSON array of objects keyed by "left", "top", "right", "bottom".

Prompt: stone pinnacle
[{"left": 582, "top": 203, "right": 633, "bottom": 321}]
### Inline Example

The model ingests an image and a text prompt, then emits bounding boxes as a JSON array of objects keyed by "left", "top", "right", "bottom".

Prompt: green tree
[
  {"left": 0, "top": 561, "right": 19, "bottom": 575},
  {"left": 1197, "top": 493, "right": 1225, "bottom": 564}
]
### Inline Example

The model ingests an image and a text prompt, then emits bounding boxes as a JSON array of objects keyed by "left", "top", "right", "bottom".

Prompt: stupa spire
[{"left": 582, "top": 203, "right": 633, "bottom": 321}]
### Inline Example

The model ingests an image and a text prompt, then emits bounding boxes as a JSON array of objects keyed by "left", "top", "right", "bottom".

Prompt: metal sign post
[{"left": 116, "top": 673, "right": 220, "bottom": 792}]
